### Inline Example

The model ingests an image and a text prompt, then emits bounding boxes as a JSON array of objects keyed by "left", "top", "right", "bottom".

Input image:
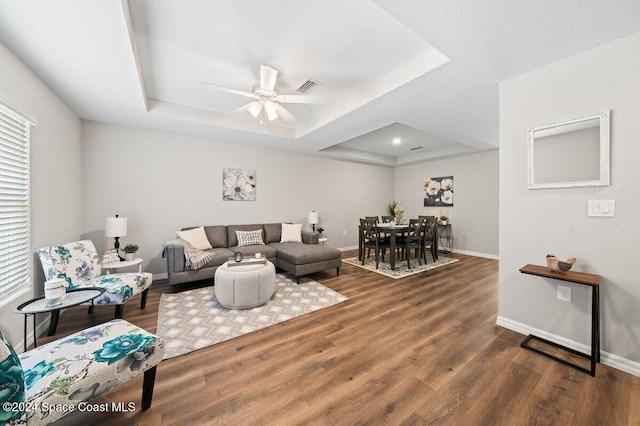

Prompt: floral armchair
[
  {"left": 0, "top": 319, "right": 164, "bottom": 425},
  {"left": 37, "top": 240, "right": 152, "bottom": 333}
]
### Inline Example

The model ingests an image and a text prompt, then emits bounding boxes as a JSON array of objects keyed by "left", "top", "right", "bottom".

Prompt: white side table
[
  {"left": 102, "top": 258, "right": 143, "bottom": 274},
  {"left": 319, "top": 237, "right": 328, "bottom": 246}
]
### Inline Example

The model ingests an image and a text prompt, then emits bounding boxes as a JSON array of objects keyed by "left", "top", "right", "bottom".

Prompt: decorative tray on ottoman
[{"left": 227, "top": 257, "right": 268, "bottom": 267}]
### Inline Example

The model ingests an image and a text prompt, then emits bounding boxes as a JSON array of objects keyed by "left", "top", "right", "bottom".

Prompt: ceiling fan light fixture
[
  {"left": 264, "top": 101, "right": 278, "bottom": 121},
  {"left": 248, "top": 102, "right": 263, "bottom": 118}
]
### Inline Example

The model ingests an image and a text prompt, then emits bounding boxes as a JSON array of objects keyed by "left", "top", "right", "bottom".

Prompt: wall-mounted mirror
[{"left": 527, "top": 110, "right": 610, "bottom": 189}]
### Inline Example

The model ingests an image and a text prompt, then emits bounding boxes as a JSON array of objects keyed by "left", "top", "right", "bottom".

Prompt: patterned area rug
[
  {"left": 156, "top": 274, "right": 348, "bottom": 359},
  {"left": 342, "top": 254, "right": 459, "bottom": 279}
]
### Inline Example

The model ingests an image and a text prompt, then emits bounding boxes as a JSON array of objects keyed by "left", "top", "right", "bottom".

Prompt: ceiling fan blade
[
  {"left": 276, "top": 94, "right": 324, "bottom": 104},
  {"left": 260, "top": 65, "right": 278, "bottom": 92},
  {"left": 229, "top": 102, "right": 255, "bottom": 115},
  {"left": 201, "top": 81, "right": 255, "bottom": 98},
  {"left": 275, "top": 103, "right": 295, "bottom": 122}
]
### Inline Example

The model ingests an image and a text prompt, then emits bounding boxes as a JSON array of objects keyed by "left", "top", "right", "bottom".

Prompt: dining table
[
  {"left": 376, "top": 223, "right": 408, "bottom": 270},
  {"left": 358, "top": 222, "right": 439, "bottom": 270}
]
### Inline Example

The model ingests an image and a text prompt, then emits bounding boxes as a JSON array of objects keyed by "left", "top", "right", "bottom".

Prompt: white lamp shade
[
  {"left": 308, "top": 211, "right": 319, "bottom": 225},
  {"left": 105, "top": 216, "right": 128, "bottom": 237},
  {"left": 264, "top": 101, "right": 278, "bottom": 121},
  {"left": 248, "top": 102, "right": 263, "bottom": 118}
]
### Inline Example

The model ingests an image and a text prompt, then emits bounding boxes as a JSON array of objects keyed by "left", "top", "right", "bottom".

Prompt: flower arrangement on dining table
[{"left": 388, "top": 201, "right": 404, "bottom": 223}]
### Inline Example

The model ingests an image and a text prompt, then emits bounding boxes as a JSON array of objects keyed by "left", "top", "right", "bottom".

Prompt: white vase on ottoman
[{"left": 214, "top": 260, "right": 276, "bottom": 309}]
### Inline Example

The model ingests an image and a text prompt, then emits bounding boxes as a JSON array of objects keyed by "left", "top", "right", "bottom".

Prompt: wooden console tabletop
[{"left": 519, "top": 264, "right": 600, "bottom": 286}]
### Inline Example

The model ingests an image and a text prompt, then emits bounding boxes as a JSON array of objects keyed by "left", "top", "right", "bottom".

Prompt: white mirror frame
[{"left": 527, "top": 110, "right": 610, "bottom": 189}]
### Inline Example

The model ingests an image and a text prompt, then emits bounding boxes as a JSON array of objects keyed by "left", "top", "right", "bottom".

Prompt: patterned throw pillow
[{"left": 235, "top": 229, "right": 265, "bottom": 247}]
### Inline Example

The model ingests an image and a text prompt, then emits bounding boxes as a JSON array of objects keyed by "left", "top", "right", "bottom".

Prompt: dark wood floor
[{"left": 38, "top": 251, "right": 640, "bottom": 425}]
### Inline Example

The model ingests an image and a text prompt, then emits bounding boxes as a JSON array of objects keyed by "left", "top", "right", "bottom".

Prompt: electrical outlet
[
  {"left": 557, "top": 285, "right": 571, "bottom": 302},
  {"left": 343, "top": 230, "right": 347, "bottom": 236}
]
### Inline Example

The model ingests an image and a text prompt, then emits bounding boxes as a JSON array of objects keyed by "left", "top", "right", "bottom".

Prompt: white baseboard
[
  {"left": 496, "top": 315, "right": 640, "bottom": 378},
  {"left": 153, "top": 272, "right": 168, "bottom": 280},
  {"left": 16, "top": 316, "right": 51, "bottom": 355},
  {"left": 451, "top": 248, "right": 499, "bottom": 260}
]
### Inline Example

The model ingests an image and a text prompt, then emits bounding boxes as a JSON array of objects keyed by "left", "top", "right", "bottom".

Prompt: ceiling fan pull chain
[{"left": 264, "top": 110, "right": 268, "bottom": 134}]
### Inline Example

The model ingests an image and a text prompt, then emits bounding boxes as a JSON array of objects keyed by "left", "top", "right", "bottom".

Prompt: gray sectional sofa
[{"left": 165, "top": 223, "right": 341, "bottom": 291}]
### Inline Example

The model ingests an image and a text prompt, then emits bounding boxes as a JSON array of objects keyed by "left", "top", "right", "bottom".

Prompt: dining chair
[
  {"left": 361, "top": 217, "right": 374, "bottom": 259},
  {"left": 401, "top": 219, "right": 424, "bottom": 269},
  {"left": 381, "top": 215, "right": 394, "bottom": 224},
  {"left": 422, "top": 220, "right": 437, "bottom": 263},
  {"left": 360, "top": 218, "right": 390, "bottom": 269}
]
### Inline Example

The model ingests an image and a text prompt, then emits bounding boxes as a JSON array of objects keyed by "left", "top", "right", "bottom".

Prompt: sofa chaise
[{"left": 164, "top": 223, "right": 341, "bottom": 291}]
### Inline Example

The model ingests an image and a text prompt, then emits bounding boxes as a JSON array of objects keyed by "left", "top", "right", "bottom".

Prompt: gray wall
[
  {"left": 394, "top": 150, "right": 499, "bottom": 257},
  {"left": 80, "top": 121, "right": 395, "bottom": 274},
  {"left": 499, "top": 31, "right": 640, "bottom": 367},
  {"left": 0, "top": 42, "right": 82, "bottom": 345}
]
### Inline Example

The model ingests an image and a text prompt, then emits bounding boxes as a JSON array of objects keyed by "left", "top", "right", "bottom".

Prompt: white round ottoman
[{"left": 214, "top": 260, "right": 276, "bottom": 309}]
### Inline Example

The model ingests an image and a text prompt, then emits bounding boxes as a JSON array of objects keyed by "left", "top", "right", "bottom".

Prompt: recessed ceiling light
[{"left": 392, "top": 137, "right": 402, "bottom": 145}]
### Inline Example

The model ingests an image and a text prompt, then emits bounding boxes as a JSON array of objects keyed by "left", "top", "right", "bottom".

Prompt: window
[{"left": 0, "top": 102, "right": 32, "bottom": 301}]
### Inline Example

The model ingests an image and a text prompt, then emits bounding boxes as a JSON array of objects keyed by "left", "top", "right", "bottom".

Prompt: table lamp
[
  {"left": 105, "top": 214, "right": 127, "bottom": 260},
  {"left": 308, "top": 210, "right": 318, "bottom": 232}
]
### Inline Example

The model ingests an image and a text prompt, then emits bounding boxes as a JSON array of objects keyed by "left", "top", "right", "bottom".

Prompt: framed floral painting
[
  {"left": 424, "top": 176, "right": 453, "bottom": 206},
  {"left": 223, "top": 168, "right": 256, "bottom": 201}
]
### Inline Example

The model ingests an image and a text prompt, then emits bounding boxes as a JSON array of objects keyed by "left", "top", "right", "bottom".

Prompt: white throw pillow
[
  {"left": 280, "top": 223, "right": 302, "bottom": 243},
  {"left": 176, "top": 226, "right": 212, "bottom": 250}
]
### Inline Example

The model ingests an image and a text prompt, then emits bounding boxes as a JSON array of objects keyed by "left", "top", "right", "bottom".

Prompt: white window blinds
[{"left": 0, "top": 103, "right": 31, "bottom": 299}]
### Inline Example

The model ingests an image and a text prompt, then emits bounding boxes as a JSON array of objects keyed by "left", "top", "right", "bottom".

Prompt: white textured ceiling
[{"left": 1, "top": 0, "right": 640, "bottom": 166}]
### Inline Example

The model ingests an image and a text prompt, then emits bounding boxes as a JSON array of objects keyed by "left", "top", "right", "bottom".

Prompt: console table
[
  {"left": 519, "top": 264, "right": 601, "bottom": 376},
  {"left": 437, "top": 223, "right": 453, "bottom": 253}
]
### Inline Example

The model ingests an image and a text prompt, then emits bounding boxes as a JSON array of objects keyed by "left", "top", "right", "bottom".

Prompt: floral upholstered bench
[{"left": 0, "top": 319, "right": 164, "bottom": 425}]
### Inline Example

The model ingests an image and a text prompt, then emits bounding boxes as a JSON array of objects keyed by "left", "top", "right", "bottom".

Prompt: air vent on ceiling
[
  {"left": 296, "top": 78, "right": 322, "bottom": 94},
  {"left": 409, "top": 146, "right": 424, "bottom": 151}
]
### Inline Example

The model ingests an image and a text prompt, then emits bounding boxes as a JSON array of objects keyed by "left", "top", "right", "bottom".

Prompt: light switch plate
[{"left": 588, "top": 200, "right": 615, "bottom": 217}]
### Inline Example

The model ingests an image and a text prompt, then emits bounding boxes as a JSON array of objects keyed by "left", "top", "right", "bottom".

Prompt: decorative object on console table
[
  {"left": 105, "top": 214, "right": 127, "bottom": 260},
  {"left": 424, "top": 176, "right": 454, "bottom": 206},
  {"left": 546, "top": 254, "right": 576, "bottom": 273},
  {"left": 438, "top": 215, "right": 449, "bottom": 225},
  {"left": 308, "top": 210, "right": 318, "bottom": 232},
  {"left": 223, "top": 168, "right": 256, "bottom": 201},
  {"left": 123, "top": 243, "right": 139, "bottom": 261}
]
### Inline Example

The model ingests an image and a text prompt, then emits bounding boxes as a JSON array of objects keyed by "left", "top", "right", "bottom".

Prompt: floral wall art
[
  {"left": 223, "top": 168, "right": 256, "bottom": 201},
  {"left": 424, "top": 176, "right": 453, "bottom": 206}
]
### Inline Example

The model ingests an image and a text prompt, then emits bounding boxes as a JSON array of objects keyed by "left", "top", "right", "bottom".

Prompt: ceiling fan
[{"left": 202, "top": 65, "right": 323, "bottom": 123}]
